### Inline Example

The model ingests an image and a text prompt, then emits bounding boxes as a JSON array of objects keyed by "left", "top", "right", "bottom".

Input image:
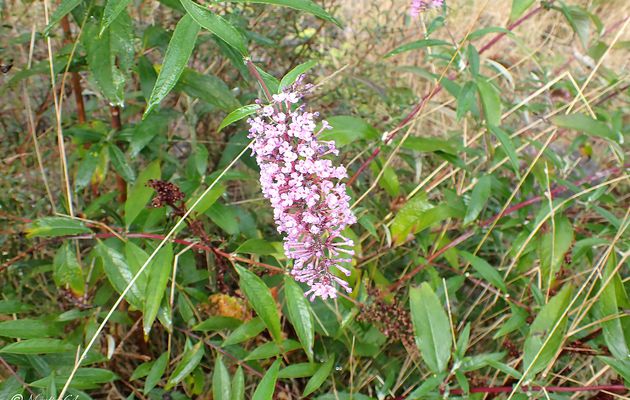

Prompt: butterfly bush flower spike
[
  {"left": 409, "top": 0, "right": 444, "bottom": 18},
  {"left": 247, "top": 76, "right": 356, "bottom": 301}
]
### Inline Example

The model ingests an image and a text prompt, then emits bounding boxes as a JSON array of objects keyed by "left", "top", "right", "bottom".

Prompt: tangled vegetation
[{"left": 0, "top": 0, "right": 629, "bottom": 399}]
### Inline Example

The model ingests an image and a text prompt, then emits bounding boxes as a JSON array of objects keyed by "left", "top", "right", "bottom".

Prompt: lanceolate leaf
[
  {"left": 489, "top": 125, "right": 520, "bottom": 177},
  {"left": 53, "top": 242, "right": 85, "bottom": 296},
  {"left": 551, "top": 113, "right": 616, "bottom": 141},
  {"left": 522, "top": 285, "right": 572, "bottom": 377},
  {"left": 460, "top": 251, "right": 507, "bottom": 293},
  {"left": 409, "top": 283, "right": 452, "bottom": 373},
  {"left": 179, "top": 0, "right": 248, "bottom": 56},
  {"left": 84, "top": 12, "right": 134, "bottom": 106},
  {"left": 252, "top": 359, "right": 280, "bottom": 400},
  {"left": 225, "top": 0, "right": 341, "bottom": 27},
  {"left": 218, "top": 104, "right": 260, "bottom": 131},
  {"left": 0, "top": 319, "right": 61, "bottom": 339},
  {"left": 385, "top": 39, "right": 451, "bottom": 58},
  {"left": 510, "top": 0, "right": 536, "bottom": 21},
  {"left": 165, "top": 341, "right": 205, "bottom": 389},
  {"left": 100, "top": 0, "right": 132, "bottom": 35},
  {"left": 97, "top": 242, "right": 145, "bottom": 310},
  {"left": 235, "top": 265, "right": 282, "bottom": 342},
  {"left": 26, "top": 217, "right": 90, "bottom": 238},
  {"left": 44, "top": 0, "right": 82, "bottom": 36},
  {"left": 231, "top": 367, "right": 245, "bottom": 400},
  {"left": 284, "top": 276, "right": 315, "bottom": 361},
  {"left": 144, "top": 351, "right": 169, "bottom": 394},
  {"left": 108, "top": 144, "right": 136, "bottom": 183},
  {"left": 279, "top": 60, "right": 317, "bottom": 92},
  {"left": 464, "top": 175, "right": 492, "bottom": 225},
  {"left": 125, "top": 160, "right": 161, "bottom": 227},
  {"left": 143, "top": 243, "right": 174, "bottom": 337},
  {"left": 597, "top": 256, "right": 630, "bottom": 360},
  {"left": 538, "top": 215, "right": 574, "bottom": 288},
  {"left": 318, "top": 116, "right": 379, "bottom": 147},
  {"left": 0, "top": 339, "right": 74, "bottom": 354},
  {"left": 476, "top": 78, "right": 501, "bottom": 127},
  {"left": 213, "top": 356, "right": 231, "bottom": 400},
  {"left": 144, "top": 14, "right": 200, "bottom": 117},
  {"left": 302, "top": 356, "right": 335, "bottom": 397}
]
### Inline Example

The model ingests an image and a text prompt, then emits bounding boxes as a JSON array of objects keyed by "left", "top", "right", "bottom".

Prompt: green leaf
[
  {"left": 31, "top": 368, "right": 118, "bottom": 390},
  {"left": 467, "top": 44, "right": 479, "bottom": 77},
  {"left": 493, "top": 305, "right": 528, "bottom": 339},
  {"left": 551, "top": 114, "right": 616, "bottom": 141},
  {"left": 194, "top": 316, "right": 242, "bottom": 332},
  {"left": 235, "top": 265, "right": 282, "bottom": 342},
  {"left": 144, "top": 351, "right": 169, "bottom": 394},
  {"left": 166, "top": 341, "right": 205, "bottom": 389},
  {"left": 179, "top": 0, "right": 248, "bottom": 56},
  {"left": 108, "top": 145, "right": 136, "bottom": 183},
  {"left": 178, "top": 68, "right": 241, "bottom": 112},
  {"left": 599, "top": 357, "right": 630, "bottom": 383},
  {"left": 130, "top": 360, "right": 153, "bottom": 381},
  {"left": 224, "top": 0, "right": 340, "bottom": 27},
  {"left": 538, "top": 215, "right": 574, "bottom": 288},
  {"left": 489, "top": 126, "right": 520, "bottom": 177},
  {"left": 279, "top": 60, "right": 317, "bottom": 92},
  {"left": 53, "top": 242, "right": 85, "bottom": 296},
  {"left": 284, "top": 276, "right": 315, "bottom": 361},
  {"left": 597, "top": 257, "right": 630, "bottom": 360},
  {"left": 464, "top": 175, "right": 492, "bottom": 225},
  {"left": 84, "top": 14, "right": 133, "bottom": 106},
  {"left": 100, "top": 0, "right": 132, "bottom": 35},
  {"left": 143, "top": 243, "right": 174, "bottom": 337},
  {"left": 401, "top": 137, "right": 459, "bottom": 155},
  {"left": 0, "top": 319, "right": 61, "bottom": 339},
  {"left": 303, "top": 356, "right": 335, "bottom": 397},
  {"left": 44, "top": 0, "right": 82, "bottom": 36},
  {"left": 0, "top": 339, "right": 74, "bottom": 354},
  {"left": 213, "top": 356, "right": 231, "bottom": 400},
  {"left": 26, "top": 217, "right": 91, "bottom": 238},
  {"left": 231, "top": 367, "right": 245, "bottom": 400},
  {"left": 460, "top": 251, "right": 507, "bottom": 293},
  {"left": 125, "top": 160, "right": 161, "bottom": 227},
  {"left": 278, "top": 363, "right": 318, "bottom": 379},
  {"left": 144, "top": 15, "right": 200, "bottom": 117},
  {"left": 385, "top": 39, "right": 451, "bottom": 58},
  {"left": 218, "top": 104, "right": 260, "bottom": 131},
  {"left": 0, "top": 300, "right": 32, "bottom": 314},
  {"left": 235, "top": 239, "right": 277, "bottom": 256},
  {"left": 476, "top": 78, "right": 501, "bottom": 127},
  {"left": 318, "top": 116, "right": 379, "bottom": 147},
  {"left": 466, "top": 27, "right": 512, "bottom": 41},
  {"left": 97, "top": 242, "right": 145, "bottom": 310},
  {"left": 244, "top": 340, "right": 301, "bottom": 360},
  {"left": 522, "top": 285, "right": 572, "bottom": 377},
  {"left": 390, "top": 193, "right": 455, "bottom": 246},
  {"left": 252, "top": 358, "right": 280, "bottom": 400},
  {"left": 223, "top": 317, "right": 266, "bottom": 346},
  {"left": 409, "top": 283, "right": 452, "bottom": 373},
  {"left": 510, "top": 0, "right": 535, "bottom": 21}
]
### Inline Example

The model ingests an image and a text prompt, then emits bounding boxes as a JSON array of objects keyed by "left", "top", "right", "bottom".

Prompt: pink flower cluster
[
  {"left": 409, "top": 0, "right": 444, "bottom": 18},
  {"left": 247, "top": 78, "right": 356, "bottom": 300}
]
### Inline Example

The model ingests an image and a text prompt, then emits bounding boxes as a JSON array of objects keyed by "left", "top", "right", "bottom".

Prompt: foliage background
[{"left": 0, "top": 0, "right": 629, "bottom": 398}]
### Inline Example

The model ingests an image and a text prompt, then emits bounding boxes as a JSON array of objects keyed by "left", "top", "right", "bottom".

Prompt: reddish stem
[
  {"left": 389, "top": 164, "right": 628, "bottom": 291},
  {"left": 447, "top": 384, "right": 626, "bottom": 396}
]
